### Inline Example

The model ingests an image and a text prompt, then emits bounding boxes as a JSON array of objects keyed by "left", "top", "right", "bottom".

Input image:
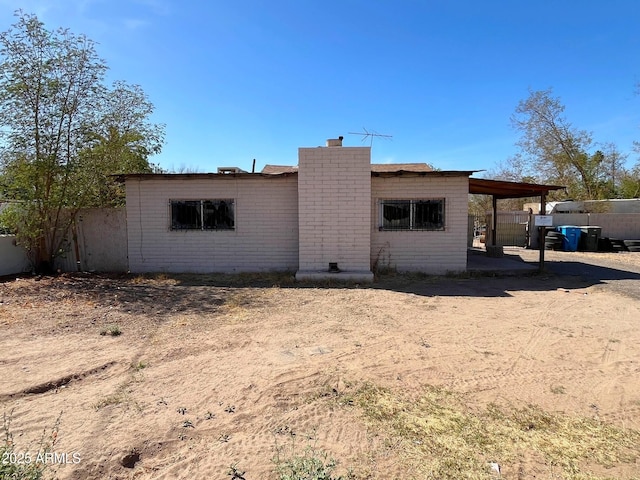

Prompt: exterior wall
[
  {"left": 77, "top": 209, "right": 128, "bottom": 272},
  {"left": 0, "top": 235, "right": 31, "bottom": 276},
  {"left": 371, "top": 176, "right": 469, "bottom": 273},
  {"left": 52, "top": 208, "right": 128, "bottom": 272},
  {"left": 297, "top": 146, "right": 372, "bottom": 273},
  {"left": 588, "top": 213, "right": 640, "bottom": 240},
  {"left": 126, "top": 176, "right": 298, "bottom": 273}
]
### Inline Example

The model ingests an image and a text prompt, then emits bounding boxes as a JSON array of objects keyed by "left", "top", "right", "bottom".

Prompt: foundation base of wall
[{"left": 295, "top": 270, "right": 374, "bottom": 283}]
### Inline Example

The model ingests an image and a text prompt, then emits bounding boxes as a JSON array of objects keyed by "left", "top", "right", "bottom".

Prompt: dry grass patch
[
  {"left": 93, "top": 367, "right": 146, "bottom": 412},
  {"left": 340, "top": 383, "right": 640, "bottom": 479}
]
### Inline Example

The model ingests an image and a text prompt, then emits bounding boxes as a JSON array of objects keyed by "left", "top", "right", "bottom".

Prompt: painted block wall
[
  {"left": 0, "top": 235, "right": 31, "bottom": 276},
  {"left": 126, "top": 176, "right": 299, "bottom": 273},
  {"left": 371, "top": 175, "right": 469, "bottom": 273},
  {"left": 297, "top": 146, "right": 372, "bottom": 273},
  {"left": 529, "top": 213, "right": 640, "bottom": 248},
  {"left": 583, "top": 214, "right": 640, "bottom": 240},
  {"left": 77, "top": 208, "right": 128, "bottom": 272},
  {"left": 53, "top": 208, "right": 128, "bottom": 272}
]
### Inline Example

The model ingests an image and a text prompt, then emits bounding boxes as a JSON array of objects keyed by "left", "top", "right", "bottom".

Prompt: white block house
[{"left": 122, "top": 138, "right": 473, "bottom": 280}]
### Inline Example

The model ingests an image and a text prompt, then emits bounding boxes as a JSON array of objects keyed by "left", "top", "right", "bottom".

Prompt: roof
[
  {"left": 116, "top": 169, "right": 564, "bottom": 198},
  {"left": 469, "top": 178, "right": 566, "bottom": 199},
  {"left": 261, "top": 163, "right": 435, "bottom": 174},
  {"left": 548, "top": 198, "right": 640, "bottom": 214},
  {"left": 116, "top": 165, "right": 476, "bottom": 182},
  {"left": 261, "top": 164, "right": 298, "bottom": 174},
  {"left": 370, "top": 163, "right": 433, "bottom": 173},
  {"left": 113, "top": 171, "right": 297, "bottom": 182}
]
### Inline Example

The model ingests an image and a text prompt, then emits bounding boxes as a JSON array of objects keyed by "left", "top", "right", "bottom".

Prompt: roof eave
[{"left": 372, "top": 170, "right": 478, "bottom": 178}]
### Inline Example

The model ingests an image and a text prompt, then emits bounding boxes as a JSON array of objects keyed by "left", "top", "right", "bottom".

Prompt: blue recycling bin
[{"left": 557, "top": 226, "right": 581, "bottom": 252}]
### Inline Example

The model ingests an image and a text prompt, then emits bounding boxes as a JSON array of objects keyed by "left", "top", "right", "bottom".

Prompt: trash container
[
  {"left": 579, "top": 226, "right": 601, "bottom": 252},
  {"left": 556, "top": 226, "right": 581, "bottom": 252}
]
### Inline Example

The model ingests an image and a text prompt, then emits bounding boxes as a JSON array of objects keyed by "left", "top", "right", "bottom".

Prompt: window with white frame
[
  {"left": 380, "top": 199, "right": 445, "bottom": 231},
  {"left": 170, "top": 200, "right": 235, "bottom": 230}
]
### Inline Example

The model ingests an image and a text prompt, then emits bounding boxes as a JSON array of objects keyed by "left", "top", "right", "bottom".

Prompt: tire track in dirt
[
  {"left": 503, "top": 324, "right": 554, "bottom": 376},
  {"left": 0, "top": 361, "right": 118, "bottom": 401}
]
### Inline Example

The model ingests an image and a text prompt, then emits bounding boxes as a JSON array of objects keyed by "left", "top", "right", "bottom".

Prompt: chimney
[{"left": 326, "top": 136, "right": 343, "bottom": 147}]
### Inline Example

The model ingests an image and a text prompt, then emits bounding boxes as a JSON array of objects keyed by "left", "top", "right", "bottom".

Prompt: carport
[{"left": 469, "top": 178, "right": 566, "bottom": 271}]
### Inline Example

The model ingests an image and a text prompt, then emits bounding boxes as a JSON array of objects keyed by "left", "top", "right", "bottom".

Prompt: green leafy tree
[
  {"left": 510, "top": 89, "right": 625, "bottom": 200},
  {"left": 619, "top": 152, "right": 640, "bottom": 198},
  {"left": 0, "top": 11, "right": 164, "bottom": 271},
  {"left": 77, "top": 81, "right": 165, "bottom": 206},
  {"left": 625, "top": 86, "right": 640, "bottom": 197}
]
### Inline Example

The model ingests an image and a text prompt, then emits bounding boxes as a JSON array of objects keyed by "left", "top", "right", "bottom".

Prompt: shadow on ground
[
  {"left": 3, "top": 257, "right": 639, "bottom": 318},
  {"left": 542, "top": 261, "right": 640, "bottom": 281}
]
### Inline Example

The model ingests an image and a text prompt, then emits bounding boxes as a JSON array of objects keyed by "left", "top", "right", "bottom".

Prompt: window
[
  {"left": 380, "top": 199, "right": 444, "bottom": 231},
  {"left": 170, "top": 200, "right": 234, "bottom": 230}
]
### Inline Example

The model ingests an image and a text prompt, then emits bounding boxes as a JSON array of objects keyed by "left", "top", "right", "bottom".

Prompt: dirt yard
[{"left": 1, "top": 260, "right": 640, "bottom": 479}]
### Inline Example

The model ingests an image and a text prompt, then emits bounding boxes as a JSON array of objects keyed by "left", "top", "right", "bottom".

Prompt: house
[{"left": 121, "top": 138, "right": 474, "bottom": 281}]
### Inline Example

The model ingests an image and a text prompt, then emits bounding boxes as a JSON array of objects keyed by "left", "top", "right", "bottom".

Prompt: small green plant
[
  {"left": 274, "top": 446, "right": 344, "bottom": 480},
  {"left": 131, "top": 360, "right": 147, "bottom": 370},
  {"left": 273, "top": 431, "right": 352, "bottom": 480},
  {"left": 1, "top": 410, "right": 61, "bottom": 480},
  {"left": 100, "top": 325, "right": 121, "bottom": 336}
]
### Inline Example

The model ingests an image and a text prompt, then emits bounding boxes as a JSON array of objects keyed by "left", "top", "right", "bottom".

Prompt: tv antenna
[{"left": 348, "top": 127, "right": 393, "bottom": 147}]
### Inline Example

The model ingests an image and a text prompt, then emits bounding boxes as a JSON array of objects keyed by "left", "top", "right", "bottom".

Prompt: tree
[
  {"left": 593, "top": 142, "right": 627, "bottom": 198},
  {"left": 76, "top": 81, "right": 165, "bottom": 206},
  {"left": 0, "top": 12, "right": 164, "bottom": 271},
  {"left": 625, "top": 83, "right": 640, "bottom": 197},
  {"left": 510, "top": 89, "right": 624, "bottom": 200},
  {"left": 619, "top": 144, "right": 640, "bottom": 198}
]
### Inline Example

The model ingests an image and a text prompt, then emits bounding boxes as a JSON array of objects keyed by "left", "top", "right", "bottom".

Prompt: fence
[
  {"left": 471, "top": 211, "right": 640, "bottom": 250},
  {"left": 529, "top": 212, "right": 640, "bottom": 249},
  {"left": 0, "top": 235, "right": 31, "bottom": 276},
  {"left": 469, "top": 212, "right": 531, "bottom": 247},
  {"left": 0, "top": 208, "right": 127, "bottom": 276}
]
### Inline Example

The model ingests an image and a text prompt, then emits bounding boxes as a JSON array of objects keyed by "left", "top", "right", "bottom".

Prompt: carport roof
[{"left": 469, "top": 178, "right": 565, "bottom": 199}]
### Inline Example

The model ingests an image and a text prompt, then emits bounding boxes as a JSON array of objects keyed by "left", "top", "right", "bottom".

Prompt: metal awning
[
  {"left": 469, "top": 178, "right": 565, "bottom": 198},
  {"left": 469, "top": 177, "right": 566, "bottom": 273}
]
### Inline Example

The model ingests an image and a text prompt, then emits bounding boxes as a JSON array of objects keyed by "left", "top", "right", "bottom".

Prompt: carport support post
[
  {"left": 491, "top": 195, "right": 497, "bottom": 246},
  {"left": 539, "top": 192, "right": 546, "bottom": 272}
]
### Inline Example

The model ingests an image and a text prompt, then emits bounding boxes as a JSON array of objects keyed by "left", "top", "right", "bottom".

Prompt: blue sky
[{"left": 1, "top": 0, "right": 639, "bottom": 174}]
